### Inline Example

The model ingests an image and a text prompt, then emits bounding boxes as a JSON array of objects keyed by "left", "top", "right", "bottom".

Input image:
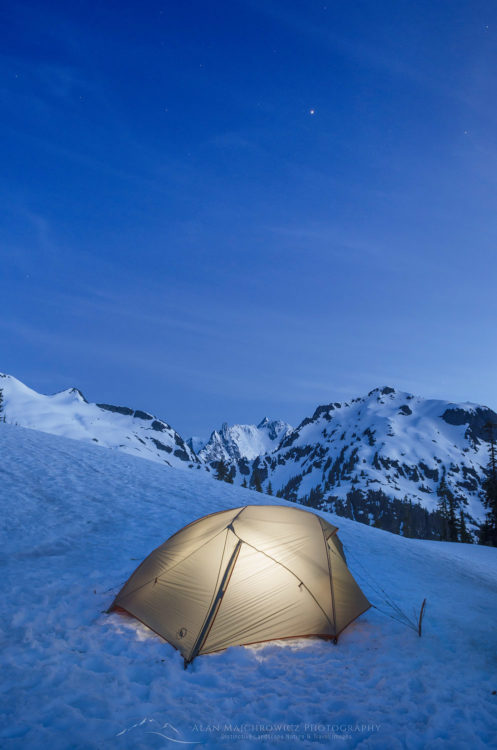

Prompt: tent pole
[{"left": 186, "top": 539, "right": 242, "bottom": 666}]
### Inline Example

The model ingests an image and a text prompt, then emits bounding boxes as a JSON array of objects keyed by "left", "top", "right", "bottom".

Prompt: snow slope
[
  {"left": 0, "top": 373, "right": 198, "bottom": 469},
  {"left": 1, "top": 423, "right": 496, "bottom": 748}
]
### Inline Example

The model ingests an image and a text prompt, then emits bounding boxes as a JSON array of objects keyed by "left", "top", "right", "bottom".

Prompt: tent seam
[
  {"left": 112, "top": 526, "right": 228, "bottom": 606},
  {"left": 228, "top": 531, "right": 335, "bottom": 635}
]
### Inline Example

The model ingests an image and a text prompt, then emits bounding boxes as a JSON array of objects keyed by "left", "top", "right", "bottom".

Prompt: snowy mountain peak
[
  {"left": 3, "top": 370, "right": 497, "bottom": 538},
  {"left": 189, "top": 385, "right": 497, "bottom": 537},
  {"left": 69, "top": 387, "right": 87, "bottom": 402},
  {"left": 52, "top": 386, "right": 88, "bottom": 404},
  {"left": 367, "top": 385, "right": 397, "bottom": 398},
  {"left": 303, "top": 387, "right": 415, "bottom": 428},
  {"left": 0, "top": 372, "right": 37, "bottom": 395},
  {"left": 252, "top": 387, "right": 497, "bottom": 534},
  {"left": 0, "top": 373, "right": 198, "bottom": 469},
  {"left": 257, "top": 416, "right": 293, "bottom": 443},
  {"left": 198, "top": 417, "right": 293, "bottom": 466}
]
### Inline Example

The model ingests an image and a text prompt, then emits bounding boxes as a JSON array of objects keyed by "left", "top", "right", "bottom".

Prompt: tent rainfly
[{"left": 109, "top": 505, "right": 371, "bottom": 666}]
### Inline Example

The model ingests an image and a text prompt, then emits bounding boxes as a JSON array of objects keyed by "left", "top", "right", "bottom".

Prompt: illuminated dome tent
[{"left": 109, "top": 505, "right": 371, "bottom": 666}]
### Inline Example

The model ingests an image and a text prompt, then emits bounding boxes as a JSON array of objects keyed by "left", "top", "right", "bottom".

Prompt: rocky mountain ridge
[
  {"left": 1, "top": 374, "right": 495, "bottom": 537},
  {"left": 0, "top": 373, "right": 198, "bottom": 469}
]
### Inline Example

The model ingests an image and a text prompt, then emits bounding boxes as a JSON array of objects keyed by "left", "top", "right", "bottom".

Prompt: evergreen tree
[
  {"left": 248, "top": 465, "right": 262, "bottom": 492},
  {"left": 437, "top": 470, "right": 458, "bottom": 541},
  {"left": 267, "top": 481, "right": 273, "bottom": 496},
  {"left": 479, "top": 422, "right": 497, "bottom": 547},
  {"left": 436, "top": 495, "right": 449, "bottom": 541},
  {"left": 241, "top": 478, "right": 248, "bottom": 488},
  {"left": 458, "top": 510, "right": 472, "bottom": 544},
  {"left": 447, "top": 494, "right": 458, "bottom": 542},
  {"left": 215, "top": 459, "right": 228, "bottom": 482},
  {"left": 402, "top": 499, "right": 412, "bottom": 538},
  {"left": 253, "top": 474, "right": 263, "bottom": 493},
  {"left": 303, "top": 485, "right": 323, "bottom": 508}
]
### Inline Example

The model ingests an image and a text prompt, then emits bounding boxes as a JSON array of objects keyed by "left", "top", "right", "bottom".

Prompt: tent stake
[{"left": 418, "top": 598, "right": 427, "bottom": 637}]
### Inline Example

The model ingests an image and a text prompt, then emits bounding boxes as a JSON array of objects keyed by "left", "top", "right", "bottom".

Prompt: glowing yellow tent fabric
[{"left": 109, "top": 505, "right": 370, "bottom": 664}]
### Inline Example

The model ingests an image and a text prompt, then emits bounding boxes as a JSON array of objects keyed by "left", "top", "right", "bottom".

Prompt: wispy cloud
[{"left": 239, "top": 0, "right": 470, "bottom": 105}]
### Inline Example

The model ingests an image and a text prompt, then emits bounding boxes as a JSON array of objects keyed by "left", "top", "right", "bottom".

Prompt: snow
[
  {"left": 1, "top": 423, "right": 496, "bottom": 748},
  {"left": 199, "top": 419, "right": 293, "bottom": 463},
  {"left": 188, "top": 435, "right": 208, "bottom": 454},
  {"left": 260, "top": 387, "right": 492, "bottom": 521},
  {"left": 2, "top": 373, "right": 494, "bottom": 526},
  {"left": 0, "top": 373, "right": 197, "bottom": 469}
]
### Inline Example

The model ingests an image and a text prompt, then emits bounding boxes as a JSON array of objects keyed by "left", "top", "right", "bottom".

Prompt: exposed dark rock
[
  {"left": 441, "top": 406, "right": 497, "bottom": 443},
  {"left": 151, "top": 438, "right": 172, "bottom": 453},
  {"left": 133, "top": 410, "right": 153, "bottom": 420},
  {"left": 97, "top": 403, "right": 134, "bottom": 416},
  {"left": 363, "top": 427, "right": 376, "bottom": 446},
  {"left": 174, "top": 448, "right": 190, "bottom": 461},
  {"left": 419, "top": 461, "right": 439, "bottom": 482},
  {"left": 151, "top": 420, "right": 167, "bottom": 432},
  {"left": 277, "top": 430, "right": 299, "bottom": 449},
  {"left": 69, "top": 387, "right": 88, "bottom": 402}
]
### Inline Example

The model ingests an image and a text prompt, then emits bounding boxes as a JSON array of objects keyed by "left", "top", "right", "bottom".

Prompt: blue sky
[{"left": 1, "top": 0, "right": 497, "bottom": 437}]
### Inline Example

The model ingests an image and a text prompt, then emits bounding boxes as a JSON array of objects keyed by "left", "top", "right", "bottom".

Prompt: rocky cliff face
[{"left": 197, "top": 417, "right": 293, "bottom": 477}]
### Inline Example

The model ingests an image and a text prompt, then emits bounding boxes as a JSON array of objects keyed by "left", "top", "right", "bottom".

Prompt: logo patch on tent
[{"left": 177, "top": 627, "right": 187, "bottom": 639}]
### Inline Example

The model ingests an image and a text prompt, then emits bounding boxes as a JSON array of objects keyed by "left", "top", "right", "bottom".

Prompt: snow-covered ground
[{"left": 1, "top": 423, "right": 496, "bottom": 749}]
